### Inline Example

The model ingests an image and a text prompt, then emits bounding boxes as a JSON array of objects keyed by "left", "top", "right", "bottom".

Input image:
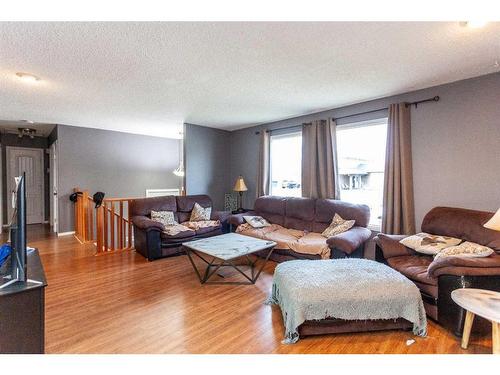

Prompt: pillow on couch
[
  {"left": 399, "top": 232, "right": 462, "bottom": 255},
  {"left": 243, "top": 216, "right": 271, "bottom": 228},
  {"left": 434, "top": 241, "right": 494, "bottom": 260},
  {"left": 190, "top": 202, "right": 212, "bottom": 221},
  {"left": 151, "top": 210, "right": 177, "bottom": 226},
  {"left": 321, "top": 213, "right": 355, "bottom": 238}
]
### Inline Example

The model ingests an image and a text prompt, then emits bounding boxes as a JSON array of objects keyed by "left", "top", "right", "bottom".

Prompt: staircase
[{"left": 73, "top": 188, "right": 134, "bottom": 254}]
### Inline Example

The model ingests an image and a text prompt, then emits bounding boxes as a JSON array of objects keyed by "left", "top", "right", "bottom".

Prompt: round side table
[{"left": 451, "top": 288, "right": 500, "bottom": 354}]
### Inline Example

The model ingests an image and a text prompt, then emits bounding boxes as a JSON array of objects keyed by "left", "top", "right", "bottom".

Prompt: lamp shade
[
  {"left": 233, "top": 176, "right": 248, "bottom": 192},
  {"left": 484, "top": 208, "right": 500, "bottom": 232}
]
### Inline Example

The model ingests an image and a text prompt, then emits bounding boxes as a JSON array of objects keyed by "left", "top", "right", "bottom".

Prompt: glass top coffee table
[{"left": 182, "top": 233, "right": 276, "bottom": 285}]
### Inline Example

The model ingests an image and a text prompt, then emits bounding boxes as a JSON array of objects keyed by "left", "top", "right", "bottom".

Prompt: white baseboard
[{"left": 57, "top": 231, "right": 75, "bottom": 237}]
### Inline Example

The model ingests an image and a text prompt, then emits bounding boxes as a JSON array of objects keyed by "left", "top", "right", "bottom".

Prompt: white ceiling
[{"left": 0, "top": 22, "right": 499, "bottom": 138}]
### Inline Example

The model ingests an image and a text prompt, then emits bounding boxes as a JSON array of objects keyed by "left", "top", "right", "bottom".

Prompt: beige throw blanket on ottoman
[{"left": 266, "top": 258, "right": 427, "bottom": 343}]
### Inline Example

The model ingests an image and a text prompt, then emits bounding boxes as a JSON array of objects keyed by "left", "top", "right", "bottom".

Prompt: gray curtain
[
  {"left": 256, "top": 130, "right": 270, "bottom": 197},
  {"left": 382, "top": 103, "right": 416, "bottom": 234},
  {"left": 301, "top": 118, "right": 339, "bottom": 199}
]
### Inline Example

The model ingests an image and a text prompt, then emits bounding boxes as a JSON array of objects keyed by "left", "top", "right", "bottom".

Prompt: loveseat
[
  {"left": 130, "top": 195, "right": 230, "bottom": 261},
  {"left": 374, "top": 206, "right": 500, "bottom": 336},
  {"left": 228, "top": 196, "right": 372, "bottom": 261}
]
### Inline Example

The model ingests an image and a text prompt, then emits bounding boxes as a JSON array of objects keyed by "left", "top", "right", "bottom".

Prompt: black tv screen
[{"left": 0, "top": 173, "right": 27, "bottom": 288}]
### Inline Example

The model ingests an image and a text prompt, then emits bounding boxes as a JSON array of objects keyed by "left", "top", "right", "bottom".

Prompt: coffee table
[
  {"left": 451, "top": 288, "right": 500, "bottom": 354},
  {"left": 182, "top": 233, "right": 276, "bottom": 285}
]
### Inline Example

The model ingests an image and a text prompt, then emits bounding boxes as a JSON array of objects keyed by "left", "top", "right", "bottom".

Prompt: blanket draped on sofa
[{"left": 236, "top": 223, "right": 331, "bottom": 259}]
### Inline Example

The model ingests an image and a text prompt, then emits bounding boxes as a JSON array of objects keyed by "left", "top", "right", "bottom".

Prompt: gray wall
[
  {"left": 229, "top": 72, "right": 500, "bottom": 227},
  {"left": 1, "top": 133, "right": 51, "bottom": 224},
  {"left": 184, "top": 123, "right": 232, "bottom": 210},
  {"left": 47, "top": 126, "right": 58, "bottom": 146},
  {"left": 57, "top": 125, "right": 182, "bottom": 233}
]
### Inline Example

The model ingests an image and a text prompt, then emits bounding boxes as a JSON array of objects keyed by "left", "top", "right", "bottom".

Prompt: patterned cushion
[
  {"left": 400, "top": 232, "right": 461, "bottom": 255},
  {"left": 151, "top": 210, "right": 177, "bottom": 226},
  {"left": 244, "top": 216, "right": 271, "bottom": 228},
  {"left": 434, "top": 241, "right": 494, "bottom": 260},
  {"left": 321, "top": 213, "right": 355, "bottom": 238},
  {"left": 190, "top": 202, "right": 212, "bottom": 222}
]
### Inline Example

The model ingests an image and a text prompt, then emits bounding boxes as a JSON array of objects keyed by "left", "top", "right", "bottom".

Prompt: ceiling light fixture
[
  {"left": 15, "top": 72, "right": 41, "bottom": 83},
  {"left": 18, "top": 127, "right": 37, "bottom": 139},
  {"left": 459, "top": 21, "right": 488, "bottom": 29}
]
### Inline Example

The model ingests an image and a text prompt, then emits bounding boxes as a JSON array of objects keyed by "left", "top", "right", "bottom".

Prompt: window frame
[
  {"left": 268, "top": 129, "right": 302, "bottom": 197},
  {"left": 336, "top": 117, "right": 388, "bottom": 231}
]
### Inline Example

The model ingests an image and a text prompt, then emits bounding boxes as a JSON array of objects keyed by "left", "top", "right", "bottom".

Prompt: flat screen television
[{"left": 0, "top": 173, "right": 28, "bottom": 289}]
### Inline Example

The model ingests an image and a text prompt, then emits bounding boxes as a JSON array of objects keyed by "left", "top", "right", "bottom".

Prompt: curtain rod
[
  {"left": 333, "top": 96, "right": 440, "bottom": 121},
  {"left": 255, "top": 96, "right": 439, "bottom": 134}
]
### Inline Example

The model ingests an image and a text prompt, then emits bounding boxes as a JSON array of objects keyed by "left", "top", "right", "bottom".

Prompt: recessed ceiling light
[
  {"left": 459, "top": 21, "right": 488, "bottom": 29},
  {"left": 20, "top": 120, "right": 35, "bottom": 124},
  {"left": 15, "top": 72, "right": 41, "bottom": 83}
]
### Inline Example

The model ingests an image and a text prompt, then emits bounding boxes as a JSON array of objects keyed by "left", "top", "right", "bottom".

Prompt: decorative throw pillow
[
  {"left": 434, "top": 241, "right": 494, "bottom": 260},
  {"left": 243, "top": 216, "right": 271, "bottom": 228},
  {"left": 190, "top": 202, "right": 212, "bottom": 222},
  {"left": 151, "top": 210, "right": 177, "bottom": 226},
  {"left": 321, "top": 213, "right": 355, "bottom": 238},
  {"left": 399, "top": 232, "right": 462, "bottom": 255}
]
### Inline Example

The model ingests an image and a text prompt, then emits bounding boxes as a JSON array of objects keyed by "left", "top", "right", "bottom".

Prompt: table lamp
[
  {"left": 233, "top": 175, "right": 248, "bottom": 213},
  {"left": 484, "top": 208, "right": 500, "bottom": 231}
]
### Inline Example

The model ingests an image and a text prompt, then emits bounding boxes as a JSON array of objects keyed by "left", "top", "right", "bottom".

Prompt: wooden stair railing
[{"left": 74, "top": 189, "right": 134, "bottom": 254}]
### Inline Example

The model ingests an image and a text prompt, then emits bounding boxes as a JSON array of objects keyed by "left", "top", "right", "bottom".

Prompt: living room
[{"left": 1, "top": 1, "right": 500, "bottom": 373}]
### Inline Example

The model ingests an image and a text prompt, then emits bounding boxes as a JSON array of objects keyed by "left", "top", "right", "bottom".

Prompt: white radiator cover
[{"left": 145, "top": 188, "right": 180, "bottom": 197}]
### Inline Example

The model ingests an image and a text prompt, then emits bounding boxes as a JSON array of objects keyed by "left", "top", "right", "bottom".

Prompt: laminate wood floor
[{"left": 20, "top": 225, "right": 493, "bottom": 354}]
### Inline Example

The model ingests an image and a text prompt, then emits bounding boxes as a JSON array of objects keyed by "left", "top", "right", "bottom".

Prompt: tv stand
[{"left": 0, "top": 249, "right": 47, "bottom": 354}]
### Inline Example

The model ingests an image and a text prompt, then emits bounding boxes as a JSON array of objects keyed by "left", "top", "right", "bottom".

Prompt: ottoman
[{"left": 266, "top": 258, "right": 427, "bottom": 343}]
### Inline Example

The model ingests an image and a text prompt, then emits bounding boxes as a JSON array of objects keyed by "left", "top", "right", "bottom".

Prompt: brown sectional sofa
[
  {"left": 229, "top": 195, "right": 372, "bottom": 260},
  {"left": 374, "top": 206, "right": 500, "bottom": 336},
  {"left": 130, "top": 195, "right": 230, "bottom": 261}
]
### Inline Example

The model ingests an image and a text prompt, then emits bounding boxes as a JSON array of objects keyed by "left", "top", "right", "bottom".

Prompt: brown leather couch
[
  {"left": 374, "top": 206, "right": 500, "bottom": 336},
  {"left": 229, "top": 195, "right": 372, "bottom": 260},
  {"left": 130, "top": 195, "right": 230, "bottom": 261}
]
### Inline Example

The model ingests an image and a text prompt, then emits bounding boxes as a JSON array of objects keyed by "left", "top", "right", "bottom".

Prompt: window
[
  {"left": 269, "top": 131, "right": 302, "bottom": 197},
  {"left": 336, "top": 118, "right": 388, "bottom": 230}
]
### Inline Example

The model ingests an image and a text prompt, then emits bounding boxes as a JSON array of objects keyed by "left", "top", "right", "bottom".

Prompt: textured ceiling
[{"left": 0, "top": 22, "right": 499, "bottom": 138}]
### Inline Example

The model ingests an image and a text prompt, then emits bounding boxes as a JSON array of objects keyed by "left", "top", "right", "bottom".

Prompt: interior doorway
[
  {"left": 6, "top": 146, "right": 45, "bottom": 225},
  {"left": 49, "top": 141, "right": 58, "bottom": 233}
]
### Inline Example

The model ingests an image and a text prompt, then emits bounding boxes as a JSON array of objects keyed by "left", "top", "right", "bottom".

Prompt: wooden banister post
[
  {"left": 88, "top": 197, "right": 94, "bottom": 241},
  {"left": 103, "top": 201, "right": 108, "bottom": 252},
  {"left": 96, "top": 204, "right": 104, "bottom": 253},
  {"left": 127, "top": 200, "right": 132, "bottom": 249},
  {"left": 82, "top": 190, "right": 89, "bottom": 242},
  {"left": 119, "top": 201, "right": 124, "bottom": 249},
  {"left": 110, "top": 202, "right": 115, "bottom": 251}
]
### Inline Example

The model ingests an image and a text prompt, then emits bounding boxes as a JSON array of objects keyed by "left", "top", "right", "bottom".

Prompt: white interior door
[
  {"left": 49, "top": 141, "right": 58, "bottom": 232},
  {"left": 6, "top": 147, "right": 45, "bottom": 225}
]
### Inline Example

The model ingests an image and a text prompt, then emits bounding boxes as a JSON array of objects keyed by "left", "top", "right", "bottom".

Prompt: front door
[{"left": 6, "top": 147, "right": 44, "bottom": 225}]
